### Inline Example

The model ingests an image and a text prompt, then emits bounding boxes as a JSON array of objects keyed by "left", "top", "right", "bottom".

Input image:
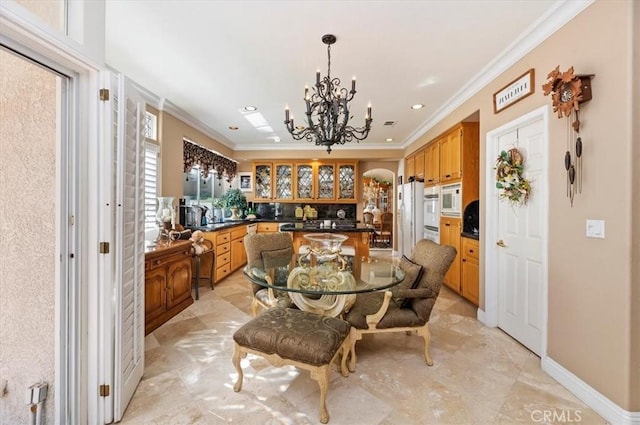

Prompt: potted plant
[
  {"left": 211, "top": 198, "right": 224, "bottom": 222},
  {"left": 222, "top": 188, "right": 247, "bottom": 220}
]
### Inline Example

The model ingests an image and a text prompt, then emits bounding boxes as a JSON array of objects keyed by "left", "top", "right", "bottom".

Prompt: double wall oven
[{"left": 423, "top": 186, "right": 440, "bottom": 243}]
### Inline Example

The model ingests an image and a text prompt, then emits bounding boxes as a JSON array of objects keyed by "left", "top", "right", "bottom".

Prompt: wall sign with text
[{"left": 493, "top": 69, "right": 535, "bottom": 113}]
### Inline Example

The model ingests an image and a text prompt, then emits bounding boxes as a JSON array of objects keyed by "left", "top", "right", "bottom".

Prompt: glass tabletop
[{"left": 243, "top": 255, "right": 405, "bottom": 296}]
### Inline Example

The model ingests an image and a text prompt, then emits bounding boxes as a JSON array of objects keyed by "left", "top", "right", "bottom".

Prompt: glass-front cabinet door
[
  {"left": 337, "top": 162, "right": 357, "bottom": 201},
  {"left": 253, "top": 162, "right": 272, "bottom": 200},
  {"left": 294, "top": 163, "right": 314, "bottom": 201},
  {"left": 273, "top": 162, "right": 293, "bottom": 201},
  {"left": 316, "top": 163, "right": 335, "bottom": 200}
]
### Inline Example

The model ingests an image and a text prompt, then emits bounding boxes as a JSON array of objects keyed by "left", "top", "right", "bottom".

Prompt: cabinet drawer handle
[
  {"left": 155, "top": 260, "right": 161, "bottom": 265},
  {"left": 445, "top": 223, "right": 450, "bottom": 227},
  {"left": 469, "top": 249, "right": 474, "bottom": 253},
  {"left": 445, "top": 174, "right": 451, "bottom": 178}
]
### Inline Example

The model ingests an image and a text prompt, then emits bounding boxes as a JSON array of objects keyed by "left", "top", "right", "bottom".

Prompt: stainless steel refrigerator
[{"left": 399, "top": 181, "right": 425, "bottom": 257}]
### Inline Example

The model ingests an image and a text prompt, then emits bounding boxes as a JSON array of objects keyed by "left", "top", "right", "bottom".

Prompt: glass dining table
[{"left": 243, "top": 254, "right": 406, "bottom": 317}]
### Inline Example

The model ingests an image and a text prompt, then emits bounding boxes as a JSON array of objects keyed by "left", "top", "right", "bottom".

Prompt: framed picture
[
  {"left": 493, "top": 68, "right": 535, "bottom": 113},
  {"left": 238, "top": 172, "right": 253, "bottom": 192}
]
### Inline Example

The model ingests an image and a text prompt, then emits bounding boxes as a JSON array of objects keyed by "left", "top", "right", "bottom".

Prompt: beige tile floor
[{"left": 121, "top": 252, "right": 607, "bottom": 425}]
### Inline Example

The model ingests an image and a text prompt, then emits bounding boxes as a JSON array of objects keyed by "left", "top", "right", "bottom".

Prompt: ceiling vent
[{"left": 383, "top": 121, "right": 396, "bottom": 127}]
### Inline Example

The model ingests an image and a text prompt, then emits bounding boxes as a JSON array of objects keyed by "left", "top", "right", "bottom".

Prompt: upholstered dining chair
[
  {"left": 343, "top": 239, "right": 456, "bottom": 370},
  {"left": 362, "top": 211, "right": 374, "bottom": 225},
  {"left": 374, "top": 212, "right": 393, "bottom": 248},
  {"left": 244, "top": 232, "right": 295, "bottom": 315}
]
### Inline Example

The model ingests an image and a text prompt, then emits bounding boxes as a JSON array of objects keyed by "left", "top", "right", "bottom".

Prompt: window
[
  {"left": 143, "top": 111, "right": 157, "bottom": 141},
  {"left": 144, "top": 143, "right": 159, "bottom": 229}
]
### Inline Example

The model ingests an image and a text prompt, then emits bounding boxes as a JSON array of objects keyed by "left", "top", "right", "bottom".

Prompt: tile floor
[{"left": 121, "top": 252, "right": 607, "bottom": 425}]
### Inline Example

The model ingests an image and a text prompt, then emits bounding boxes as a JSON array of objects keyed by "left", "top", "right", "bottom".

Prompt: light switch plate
[{"left": 586, "top": 219, "right": 605, "bottom": 239}]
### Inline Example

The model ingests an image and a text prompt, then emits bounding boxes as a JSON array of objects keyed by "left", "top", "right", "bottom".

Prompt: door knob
[{"left": 496, "top": 240, "right": 507, "bottom": 248}]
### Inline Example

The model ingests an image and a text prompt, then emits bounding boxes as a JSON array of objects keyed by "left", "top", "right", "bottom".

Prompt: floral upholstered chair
[
  {"left": 343, "top": 238, "right": 456, "bottom": 369},
  {"left": 243, "top": 232, "right": 295, "bottom": 315}
]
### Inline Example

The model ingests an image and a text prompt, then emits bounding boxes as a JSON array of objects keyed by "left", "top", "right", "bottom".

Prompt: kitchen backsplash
[{"left": 253, "top": 202, "right": 357, "bottom": 220}]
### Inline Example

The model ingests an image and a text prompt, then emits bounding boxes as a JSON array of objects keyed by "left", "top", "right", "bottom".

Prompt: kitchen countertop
[
  {"left": 279, "top": 223, "right": 374, "bottom": 233},
  {"left": 461, "top": 231, "right": 480, "bottom": 240},
  {"left": 186, "top": 218, "right": 360, "bottom": 232}
]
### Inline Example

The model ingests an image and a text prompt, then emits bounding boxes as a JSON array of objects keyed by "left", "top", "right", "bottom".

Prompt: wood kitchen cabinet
[
  {"left": 316, "top": 163, "right": 336, "bottom": 200},
  {"left": 424, "top": 140, "right": 440, "bottom": 186},
  {"left": 294, "top": 162, "right": 315, "bottom": 201},
  {"left": 257, "top": 222, "right": 279, "bottom": 232},
  {"left": 405, "top": 155, "right": 415, "bottom": 180},
  {"left": 439, "top": 122, "right": 479, "bottom": 188},
  {"left": 337, "top": 162, "right": 357, "bottom": 201},
  {"left": 440, "top": 216, "right": 461, "bottom": 293},
  {"left": 253, "top": 162, "right": 294, "bottom": 201},
  {"left": 230, "top": 225, "right": 248, "bottom": 271},
  {"left": 461, "top": 237, "right": 479, "bottom": 306},
  {"left": 145, "top": 241, "right": 193, "bottom": 335},
  {"left": 414, "top": 149, "right": 425, "bottom": 180},
  {"left": 214, "top": 229, "right": 231, "bottom": 282}
]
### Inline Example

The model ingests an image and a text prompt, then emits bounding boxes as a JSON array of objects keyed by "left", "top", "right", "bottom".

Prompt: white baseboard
[
  {"left": 543, "top": 357, "right": 640, "bottom": 425},
  {"left": 477, "top": 308, "right": 487, "bottom": 325}
]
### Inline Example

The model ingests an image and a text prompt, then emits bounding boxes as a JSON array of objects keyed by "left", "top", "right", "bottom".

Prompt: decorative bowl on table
[{"left": 302, "top": 233, "right": 348, "bottom": 261}]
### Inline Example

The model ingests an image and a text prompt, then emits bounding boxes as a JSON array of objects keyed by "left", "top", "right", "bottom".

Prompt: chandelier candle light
[{"left": 284, "top": 34, "right": 372, "bottom": 154}]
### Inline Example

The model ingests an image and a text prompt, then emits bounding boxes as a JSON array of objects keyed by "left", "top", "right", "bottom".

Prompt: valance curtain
[{"left": 183, "top": 139, "right": 237, "bottom": 181}]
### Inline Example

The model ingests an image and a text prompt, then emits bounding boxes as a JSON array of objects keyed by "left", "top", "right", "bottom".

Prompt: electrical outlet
[{"left": 586, "top": 219, "right": 605, "bottom": 239}]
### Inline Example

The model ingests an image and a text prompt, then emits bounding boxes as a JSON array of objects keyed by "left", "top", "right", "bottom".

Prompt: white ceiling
[{"left": 104, "top": 0, "right": 573, "bottom": 154}]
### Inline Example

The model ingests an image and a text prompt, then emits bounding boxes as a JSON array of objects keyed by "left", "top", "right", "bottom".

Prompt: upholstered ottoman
[{"left": 232, "top": 307, "right": 352, "bottom": 424}]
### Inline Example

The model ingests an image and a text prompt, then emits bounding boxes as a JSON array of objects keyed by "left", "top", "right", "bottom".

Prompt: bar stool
[{"left": 192, "top": 239, "right": 215, "bottom": 300}]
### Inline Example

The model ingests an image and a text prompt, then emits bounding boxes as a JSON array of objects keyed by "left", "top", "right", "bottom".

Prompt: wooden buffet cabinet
[
  {"left": 439, "top": 217, "right": 462, "bottom": 292},
  {"left": 145, "top": 240, "right": 193, "bottom": 335}
]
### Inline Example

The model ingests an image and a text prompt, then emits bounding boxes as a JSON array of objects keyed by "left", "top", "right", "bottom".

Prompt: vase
[
  {"left": 230, "top": 206, "right": 239, "bottom": 220},
  {"left": 155, "top": 197, "right": 175, "bottom": 241}
]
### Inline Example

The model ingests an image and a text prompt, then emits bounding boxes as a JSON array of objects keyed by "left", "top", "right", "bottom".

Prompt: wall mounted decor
[
  {"left": 493, "top": 68, "right": 535, "bottom": 114},
  {"left": 542, "top": 66, "right": 593, "bottom": 206},
  {"left": 495, "top": 147, "right": 531, "bottom": 206}
]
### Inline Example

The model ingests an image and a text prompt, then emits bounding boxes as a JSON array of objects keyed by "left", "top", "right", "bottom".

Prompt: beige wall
[
  {"left": 630, "top": 0, "right": 640, "bottom": 410},
  {"left": 403, "top": 0, "right": 637, "bottom": 411},
  {"left": 0, "top": 50, "right": 57, "bottom": 424}
]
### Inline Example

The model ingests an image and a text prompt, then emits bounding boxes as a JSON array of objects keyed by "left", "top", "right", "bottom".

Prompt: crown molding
[
  {"left": 403, "top": 0, "right": 595, "bottom": 148},
  {"left": 232, "top": 142, "right": 403, "bottom": 152},
  {"left": 159, "top": 98, "right": 235, "bottom": 150}
]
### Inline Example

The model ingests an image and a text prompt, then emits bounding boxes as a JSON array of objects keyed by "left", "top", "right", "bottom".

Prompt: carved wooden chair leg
[
  {"left": 232, "top": 344, "right": 247, "bottom": 391},
  {"left": 310, "top": 366, "right": 331, "bottom": 424},
  {"left": 417, "top": 324, "right": 433, "bottom": 366},
  {"left": 348, "top": 329, "right": 362, "bottom": 372},
  {"left": 250, "top": 298, "right": 260, "bottom": 316}
]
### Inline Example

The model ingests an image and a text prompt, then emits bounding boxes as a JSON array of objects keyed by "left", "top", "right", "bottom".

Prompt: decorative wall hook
[{"left": 543, "top": 66, "right": 593, "bottom": 206}]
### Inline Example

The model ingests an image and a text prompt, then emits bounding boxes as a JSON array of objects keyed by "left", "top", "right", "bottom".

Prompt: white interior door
[{"left": 495, "top": 117, "right": 545, "bottom": 355}]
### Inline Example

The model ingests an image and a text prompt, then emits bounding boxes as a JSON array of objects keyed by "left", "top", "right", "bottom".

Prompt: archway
[{"left": 362, "top": 168, "right": 395, "bottom": 251}]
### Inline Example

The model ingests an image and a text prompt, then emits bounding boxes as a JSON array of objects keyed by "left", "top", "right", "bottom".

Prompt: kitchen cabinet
[
  {"left": 405, "top": 155, "right": 415, "bottom": 180},
  {"left": 257, "top": 222, "right": 279, "bottom": 232},
  {"left": 230, "top": 225, "right": 248, "bottom": 271},
  {"left": 294, "top": 162, "right": 315, "bottom": 201},
  {"left": 336, "top": 162, "right": 357, "bottom": 201},
  {"left": 145, "top": 241, "right": 193, "bottom": 335},
  {"left": 440, "top": 129, "right": 461, "bottom": 182},
  {"left": 461, "top": 237, "right": 479, "bottom": 306},
  {"left": 214, "top": 229, "right": 232, "bottom": 282},
  {"left": 253, "top": 162, "right": 294, "bottom": 201},
  {"left": 439, "top": 122, "right": 479, "bottom": 191},
  {"left": 440, "top": 216, "right": 461, "bottom": 293},
  {"left": 414, "top": 149, "right": 425, "bottom": 180},
  {"left": 316, "top": 163, "right": 336, "bottom": 200},
  {"left": 424, "top": 140, "right": 440, "bottom": 186}
]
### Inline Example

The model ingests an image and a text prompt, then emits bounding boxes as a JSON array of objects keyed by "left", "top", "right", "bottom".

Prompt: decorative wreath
[{"left": 495, "top": 148, "right": 531, "bottom": 206}]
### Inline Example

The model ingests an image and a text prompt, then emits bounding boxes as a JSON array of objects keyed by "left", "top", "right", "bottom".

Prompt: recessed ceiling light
[
  {"left": 411, "top": 104, "right": 424, "bottom": 110},
  {"left": 229, "top": 126, "right": 239, "bottom": 130},
  {"left": 244, "top": 106, "right": 257, "bottom": 111},
  {"left": 274, "top": 137, "right": 281, "bottom": 142},
  {"left": 386, "top": 138, "right": 394, "bottom": 142}
]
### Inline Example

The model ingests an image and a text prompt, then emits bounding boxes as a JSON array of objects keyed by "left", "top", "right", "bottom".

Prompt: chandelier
[{"left": 284, "top": 34, "right": 372, "bottom": 154}]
